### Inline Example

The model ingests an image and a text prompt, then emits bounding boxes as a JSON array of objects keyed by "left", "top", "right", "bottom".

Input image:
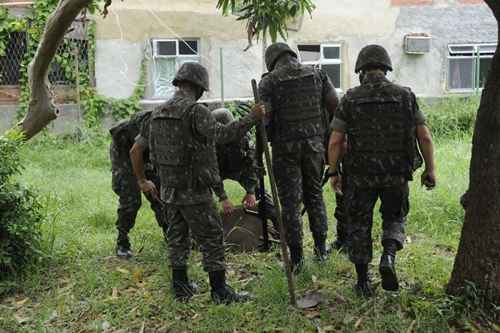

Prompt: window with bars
[
  {"left": 151, "top": 38, "right": 200, "bottom": 98},
  {"left": 297, "top": 44, "right": 342, "bottom": 90},
  {"left": 448, "top": 43, "right": 496, "bottom": 92}
]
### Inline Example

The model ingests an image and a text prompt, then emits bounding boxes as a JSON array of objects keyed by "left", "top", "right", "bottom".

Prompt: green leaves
[{"left": 217, "top": 0, "right": 315, "bottom": 45}]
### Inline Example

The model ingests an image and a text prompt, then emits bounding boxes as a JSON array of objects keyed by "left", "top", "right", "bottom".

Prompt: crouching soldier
[
  {"left": 110, "top": 111, "right": 167, "bottom": 259},
  {"left": 130, "top": 63, "right": 265, "bottom": 304}
]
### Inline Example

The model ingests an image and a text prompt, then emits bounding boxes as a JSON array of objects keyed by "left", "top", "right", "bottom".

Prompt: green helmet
[
  {"left": 212, "top": 108, "right": 234, "bottom": 125},
  {"left": 355, "top": 44, "right": 393, "bottom": 73},
  {"left": 172, "top": 62, "right": 209, "bottom": 91},
  {"left": 265, "top": 43, "right": 298, "bottom": 71}
]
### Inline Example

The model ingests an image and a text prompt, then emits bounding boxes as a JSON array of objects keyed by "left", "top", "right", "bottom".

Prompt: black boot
[
  {"left": 172, "top": 268, "right": 198, "bottom": 302},
  {"left": 289, "top": 246, "right": 304, "bottom": 274},
  {"left": 313, "top": 238, "right": 329, "bottom": 262},
  {"left": 379, "top": 240, "right": 399, "bottom": 291},
  {"left": 354, "top": 264, "right": 374, "bottom": 297},
  {"left": 209, "top": 270, "right": 250, "bottom": 305},
  {"left": 116, "top": 233, "right": 133, "bottom": 259}
]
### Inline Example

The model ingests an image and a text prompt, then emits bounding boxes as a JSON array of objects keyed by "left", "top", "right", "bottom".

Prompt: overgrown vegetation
[
  {"left": 0, "top": 130, "right": 44, "bottom": 280},
  {"left": 421, "top": 96, "right": 479, "bottom": 138}
]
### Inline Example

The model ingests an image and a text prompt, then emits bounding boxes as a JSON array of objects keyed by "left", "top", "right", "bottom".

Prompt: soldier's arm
[
  {"left": 130, "top": 120, "right": 159, "bottom": 199},
  {"left": 239, "top": 142, "right": 258, "bottom": 194},
  {"left": 321, "top": 71, "right": 339, "bottom": 122},
  {"left": 258, "top": 77, "right": 274, "bottom": 131},
  {"left": 193, "top": 104, "right": 263, "bottom": 144}
]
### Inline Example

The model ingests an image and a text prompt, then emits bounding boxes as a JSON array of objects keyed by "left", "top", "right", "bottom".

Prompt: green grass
[{"left": 0, "top": 132, "right": 490, "bottom": 332}]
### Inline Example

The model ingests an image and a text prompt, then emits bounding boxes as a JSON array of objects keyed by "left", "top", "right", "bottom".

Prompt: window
[
  {"left": 448, "top": 43, "right": 496, "bottom": 92},
  {"left": 152, "top": 38, "right": 200, "bottom": 98},
  {"left": 297, "top": 44, "right": 342, "bottom": 90}
]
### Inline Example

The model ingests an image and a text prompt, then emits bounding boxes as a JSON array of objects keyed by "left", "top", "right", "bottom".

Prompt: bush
[
  {"left": 421, "top": 96, "right": 480, "bottom": 138},
  {"left": 0, "top": 130, "right": 44, "bottom": 278}
]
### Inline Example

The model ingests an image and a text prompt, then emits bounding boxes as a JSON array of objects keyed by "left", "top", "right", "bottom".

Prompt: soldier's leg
[
  {"left": 183, "top": 202, "right": 248, "bottom": 304},
  {"left": 302, "top": 151, "right": 329, "bottom": 259},
  {"left": 165, "top": 204, "right": 197, "bottom": 301},
  {"left": 378, "top": 182, "right": 409, "bottom": 291},
  {"left": 273, "top": 153, "right": 304, "bottom": 271},
  {"left": 344, "top": 181, "right": 378, "bottom": 296},
  {"left": 333, "top": 192, "right": 347, "bottom": 250},
  {"left": 110, "top": 141, "right": 141, "bottom": 256}
]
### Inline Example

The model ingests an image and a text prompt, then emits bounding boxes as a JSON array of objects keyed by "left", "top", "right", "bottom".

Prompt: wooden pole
[{"left": 252, "top": 79, "right": 297, "bottom": 307}]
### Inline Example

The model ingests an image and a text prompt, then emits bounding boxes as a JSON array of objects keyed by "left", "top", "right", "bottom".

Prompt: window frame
[
  {"left": 297, "top": 43, "right": 343, "bottom": 92},
  {"left": 151, "top": 38, "right": 200, "bottom": 98},
  {"left": 447, "top": 43, "right": 496, "bottom": 93}
]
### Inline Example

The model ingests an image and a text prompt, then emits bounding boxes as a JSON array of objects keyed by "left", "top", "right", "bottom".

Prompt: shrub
[
  {"left": 0, "top": 130, "right": 44, "bottom": 278},
  {"left": 421, "top": 96, "right": 479, "bottom": 138}
]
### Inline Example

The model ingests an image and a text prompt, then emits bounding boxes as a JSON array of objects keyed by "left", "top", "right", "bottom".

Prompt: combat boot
[
  {"left": 354, "top": 264, "right": 374, "bottom": 297},
  {"left": 116, "top": 234, "right": 133, "bottom": 259},
  {"left": 172, "top": 268, "right": 199, "bottom": 302},
  {"left": 289, "top": 246, "right": 304, "bottom": 274},
  {"left": 379, "top": 240, "right": 399, "bottom": 291},
  {"left": 209, "top": 270, "right": 250, "bottom": 305}
]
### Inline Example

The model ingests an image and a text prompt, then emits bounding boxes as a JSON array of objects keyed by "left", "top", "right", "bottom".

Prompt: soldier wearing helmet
[
  {"left": 130, "top": 62, "right": 265, "bottom": 304},
  {"left": 109, "top": 110, "right": 168, "bottom": 259},
  {"left": 259, "top": 43, "right": 339, "bottom": 272},
  {"left": 328, "top": 45, "right": 436, "bottom": 296}
]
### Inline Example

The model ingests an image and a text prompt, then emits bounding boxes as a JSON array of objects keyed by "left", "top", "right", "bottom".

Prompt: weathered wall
[{"left": 93, "top": 0, "right": 497, "bottom": 99}]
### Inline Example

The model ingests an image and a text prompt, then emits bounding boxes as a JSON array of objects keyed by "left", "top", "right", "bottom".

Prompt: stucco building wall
[{"left": 94, "top": 0, "right": 497, "bottom": 100}]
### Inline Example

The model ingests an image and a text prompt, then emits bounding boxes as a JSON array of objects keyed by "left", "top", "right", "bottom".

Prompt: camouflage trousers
[
  {"left": 165, "top": 202, "right": 226, "bottom": 272},
  {"left": 273, "top": 149, "right": 329, "bottom": 249},
  {"left": 344, "top": 179, "right": 409, "bottom": 264},
  {"left": 334, "top": 192, "right": 347, "bottom": 244},
  {"left": 110, "top": 143, "right": 167, "bottom": 248}
]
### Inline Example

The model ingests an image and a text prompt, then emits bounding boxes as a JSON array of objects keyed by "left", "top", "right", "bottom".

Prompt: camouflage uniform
[
  {"left": 110, "top": 111, "right": 166, "bottom": 250},
  {"left": 259, "top": 45, "right": 336, "bottom": 259},
  {"left": 136, "top": 91, "right": 258, "bottom": 272},
  {"left": 331, "top": 71, "right": 426, "bottom": 265},
  {"left": 213, "top": 132, "right": 258, "bottom": 200}
]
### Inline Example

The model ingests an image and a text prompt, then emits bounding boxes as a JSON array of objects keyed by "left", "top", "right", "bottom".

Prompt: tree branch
[{"left": 16, "top": 0, "right": 92, "bottom": 139}]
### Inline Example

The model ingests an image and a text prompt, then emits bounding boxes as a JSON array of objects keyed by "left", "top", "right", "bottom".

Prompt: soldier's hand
[
  {"left": 421, "top": 169, "right": 436, "bottom": 190},
  {"left": 139, "top": 179, "right": 159, "bottom": 200},
  {"left": 242, "top": 193, "right": 257, "bottom": 209},
  {"left": 252, "top": 103, "right": 266, "bottom": 120},
  {"left": 221, "top": 199, "right": 235, "bottom": 216},
  {"left": 330, "top": 175, "right": 343, "bottom": 195}
]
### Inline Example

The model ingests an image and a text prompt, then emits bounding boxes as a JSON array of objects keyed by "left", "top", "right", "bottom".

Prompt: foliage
[
  {"left": 421, "top": 96, "right": 479, "bottom": 138},
  {"left": 217, "top": 0, "right": 315, "bottom": 46},
  {"left": 0, "top": 130, "right": 44, "bottom": 279}
]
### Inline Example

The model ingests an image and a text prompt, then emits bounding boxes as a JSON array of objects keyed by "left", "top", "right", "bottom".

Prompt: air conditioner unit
[{"left": 404, "top": 34, "right": 432, "bottom": 54}]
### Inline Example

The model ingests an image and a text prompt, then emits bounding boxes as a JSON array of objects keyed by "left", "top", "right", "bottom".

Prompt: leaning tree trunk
[
  {"left": 16, "top": 0, "right": 92, "bottom": 140},
  {"left": 447, "top": 0, "right": 500, "bottom": 303}
]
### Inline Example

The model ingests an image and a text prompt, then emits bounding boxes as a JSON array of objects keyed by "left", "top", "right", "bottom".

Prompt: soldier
[
  {"left": 211, "top": 107, "right": 259, "bottom": 214},
  {"left": 328, "top": 45, "right": 436, "bottom": 296},
  {"left": 109, "top": 110, "right": 167, "bottom": 259},
  {"left": 130, "top": 63, "right": 265, "bottom": 304},
  {"left": 259, "top": 43, "right": 339, "bottom": 272}
]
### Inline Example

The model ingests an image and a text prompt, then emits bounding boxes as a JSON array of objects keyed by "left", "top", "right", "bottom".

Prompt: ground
[{"left": 0, "top": 130, "right": 493, "bottom": 332}]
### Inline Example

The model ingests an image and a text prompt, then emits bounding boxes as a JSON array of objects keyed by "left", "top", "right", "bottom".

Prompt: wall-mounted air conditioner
[{"left": 404, "top": 33, "right": 432, "bottom": 54}]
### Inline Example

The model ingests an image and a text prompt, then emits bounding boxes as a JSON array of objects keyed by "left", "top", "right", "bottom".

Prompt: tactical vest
[
  {"left": 344, "top": 86, "right": 417, "bottom": 178},
  {"left": 150, "top": 103, "right": 221, "bottom": 190},
  {"left": 271, "top": 66, "right": 325, "bottom": 142}
]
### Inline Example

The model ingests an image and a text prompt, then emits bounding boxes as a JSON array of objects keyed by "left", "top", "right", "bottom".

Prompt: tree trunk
[
  {"left": 16, "top": 0, "right": 92, "bottom": 140},
  {"left": 447, "top": 0, "right": 500, "bottom": 303}
]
